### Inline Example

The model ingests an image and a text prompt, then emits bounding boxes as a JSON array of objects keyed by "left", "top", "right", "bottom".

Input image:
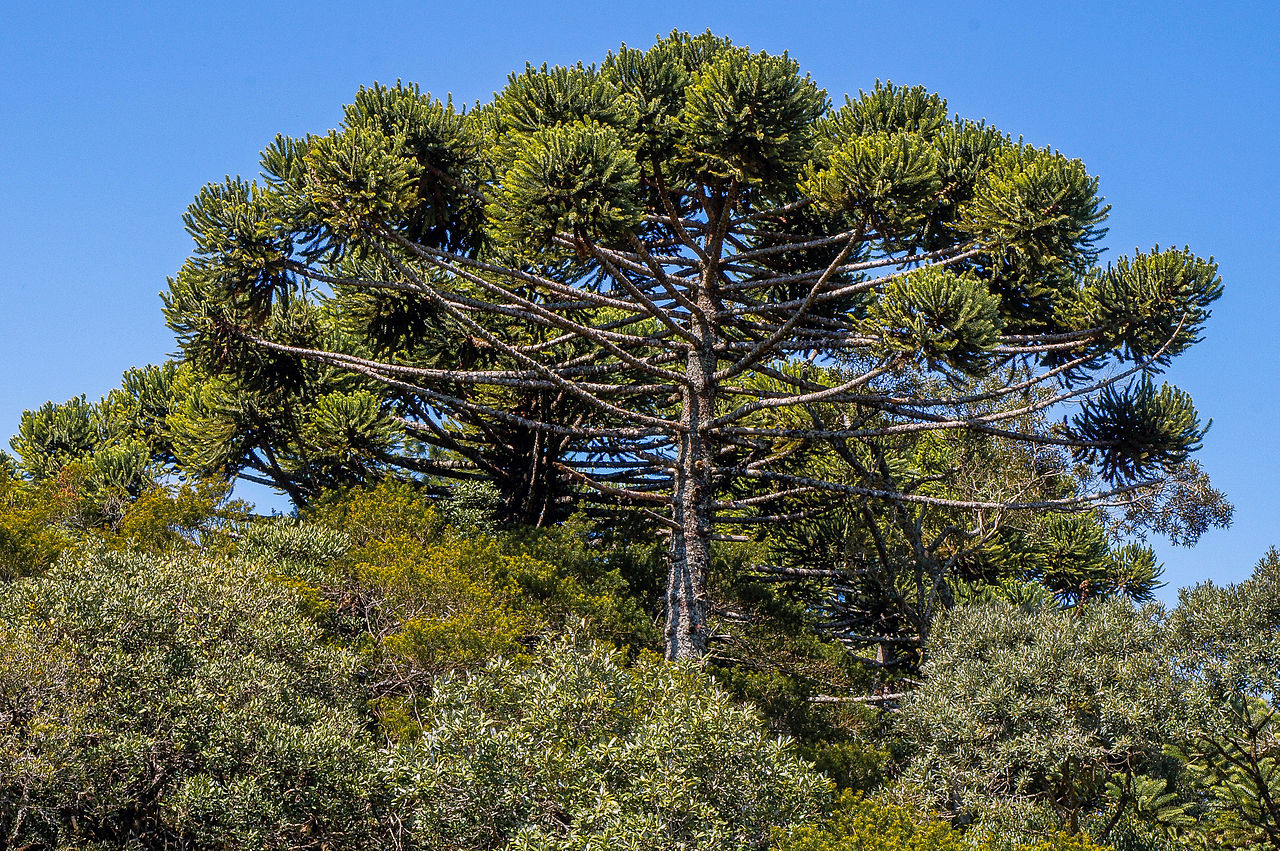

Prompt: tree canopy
[{"left": 52, "top": 31, "right": 1227, "bottom": 662}]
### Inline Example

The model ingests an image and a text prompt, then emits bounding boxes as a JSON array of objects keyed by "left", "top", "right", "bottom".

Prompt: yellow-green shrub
[
  {"left": 776, "top": 793, "right": 974, "bottom": 851},
  {"left": 774, "top": 793, "right": 1105, "bottom": 851},
  {"left": 246, "top": 481, "right": 660, "bottom": 736}
]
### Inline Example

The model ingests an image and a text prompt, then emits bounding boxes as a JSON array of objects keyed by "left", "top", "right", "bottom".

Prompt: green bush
[
  {"left": 899, "top": 598, "right": 1186, "bottom": 839},
  {"left": 251, "top": 482, "right": 660, "bottom": 736},
  {"left": 776, "top": 792, "right": 976, "bottom": 851},
  {"left": 775, "top": 792, "right": 1108, "bottom": 851},
  {"left": 387, "top": 635, "right": 833, "bottom": 850},
  {"left": 0, "top": 546, "right": 387, "bottom": 849}
]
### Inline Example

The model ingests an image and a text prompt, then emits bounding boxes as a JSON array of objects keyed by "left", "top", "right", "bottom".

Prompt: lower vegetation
[{"left": 0, "top": 473, "right": 1275, "bottom": 850}]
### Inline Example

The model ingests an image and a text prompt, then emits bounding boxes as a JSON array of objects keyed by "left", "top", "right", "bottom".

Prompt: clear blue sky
[{"left": 2, "top": 1, "right": 1276, "bottom": 597}]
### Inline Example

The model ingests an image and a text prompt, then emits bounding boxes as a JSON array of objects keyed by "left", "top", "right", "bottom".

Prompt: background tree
[
  {"left": 899, "top": 597, "right": 1194, "bottom": 841},
  {"left": 1168, "top": 548, "right": 1280, "bottom": 848},
  {"left": 754, "top": 408, "right": 1225, "bottom": 682},
  {"left": 161, "top": 31, "right": 1223, "bottom": 660}
]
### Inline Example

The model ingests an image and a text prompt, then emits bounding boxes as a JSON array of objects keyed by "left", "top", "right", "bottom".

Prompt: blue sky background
[{"left": 2, "top": 1, "right": 1276, "bottom": 598}]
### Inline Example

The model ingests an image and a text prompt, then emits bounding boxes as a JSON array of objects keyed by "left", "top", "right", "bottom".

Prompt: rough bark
[{"left": 665, "top": 251, "right": 721, "bottom": 661}]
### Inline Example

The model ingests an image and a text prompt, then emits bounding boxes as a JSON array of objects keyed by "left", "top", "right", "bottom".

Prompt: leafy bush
[
  {"left": 387, "top": 635, "right": 833, "bottom": 850},
  {"left": 0, "top": 466, "right": 247, "bottom": 582},
  {"left": 774, "top": 792, "right": 1106, "bottom": 851},
  {"left": 776, "top": 792, "right": 976, "bottom": 851},
  {"left": 0, "top": 469, "right": 73, "bottom": 580},
  {"left": 246, "top": 482, "right": 659, "bottom": 736},
  {"left": 0, "top": 546, "right": 388, "bottom": 849},
  {"left": 899, "top": 598, "right": 1187, "bottom": 840}
]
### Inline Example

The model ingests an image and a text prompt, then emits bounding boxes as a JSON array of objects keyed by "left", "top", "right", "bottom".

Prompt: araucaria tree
[{"left": 164, "top": 31, "right": 1222, "bottom": 660}]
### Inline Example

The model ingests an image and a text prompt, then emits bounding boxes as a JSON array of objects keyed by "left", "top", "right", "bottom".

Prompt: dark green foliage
[
  {"left": 989, "top": 514, "right": 1164, "bottom": 604},
  {"left": 1067, "top": 378, "right": 1206, "bottom": 481},
  {"left": 707, "top": 549, "right": 892, "bottom": 792}
]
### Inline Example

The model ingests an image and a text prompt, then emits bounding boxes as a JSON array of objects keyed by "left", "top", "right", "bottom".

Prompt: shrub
[
  {"left": 388, "top": 635, "right": 833, "bottom": 850},
  {"left": 776, "top": 792, "right": 975, "bottom": 851},
  {"left": 0, "top": 546, "right": 388, "bottom": 849},
  {"left": 249, "top": 482, "right": 661, "bottom": 736},
  {"left": 899, "top": 598, "right": 1186, "bottom": 839},
  {"left": 774, "top": 791, "right": 1108, "bottom": 851}
]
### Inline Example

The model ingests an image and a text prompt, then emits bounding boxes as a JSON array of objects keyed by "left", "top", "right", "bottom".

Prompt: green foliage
[
  {"left": 248, "top": 481, "right": 660, "bottom": 736},
  {"left": 0, "top": 469, "right": 75, "bottom": 580},
  {"left": 1084, "top": 247, "right": 1223, "bottom": 366},
  {"left": 988, "top": 514, "right": 1164, "bottom": 604},
  {"left": 694, "top": 543, "right": 895, "bottom": 792},
  {"left": 387, "top": 634, "right": 833, "bottom": 850},
  {"left": 805, "top": 130, "right": 942, "bottom": 231},
  {"left": 338, "top": 82, "right": 485, "bottom": 250},
  {"left": 600, "top": 31, "right": 722, "bottom": 165},
  {"left": 0, "top": 546, "right": 388, "bottom": 850},
  {"left": 678, "top": 47, "right": 827, "bottom": 185},
  {"left": 1067, "top": 378, "right": 1206, "bottom": 481},
  {"left": 10, "top": 363, "right": 184, "bottom": 498},
  {"left": 150, "top": 31, "right": 1223, "bottom": 569},
  {"left": 776, "top": 792, "right": 976, "bottom": 851},
  {"left": 901, "top": 598, "right": 1182, "bottom": 838},
  {"left": 304, "top": 125, "right": 425, "bottom": 243},
  {"left": 961, "top": 145, "right": 1108, "bottom": 275},
  {"left": 302, "top": 388, "right": 401, "bottom": 480},
  {"left": 1166, "top": 549, "right": 1280, "bottom": 847},
  {"left": 0, "top": 462, "right": 247, "bottom": 581},
  {"left": 3, "top": 30, "right": 1233, "bottom": 841},
  {"left": 488, "top": 120, "right": 643, "bottom": 254},
  {"left": 821, "top": 81, "right": 950, "bottom": 140},
  {"left": 774, "top": 792, "right": 1108, "bottom": 851},
  {"left": 492, "top": 63, "right": 636, "bottom": 137},
  {"left": 11, "top": 394, "right": 100, "bottom": 480},
  {"left": 863, "top": 267, "right": 1003, "bottom": 374}
]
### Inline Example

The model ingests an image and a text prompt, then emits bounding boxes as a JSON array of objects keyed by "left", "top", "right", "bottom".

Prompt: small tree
[
  {"left": 164, "top": 31, "right": 1222, "bottom": 658},
  {"left": 1169, "top": 549, "right": 1280, "bottom": 848},
  {"left": 899, "top": 598, "right": 1192, "bottom": 840}
]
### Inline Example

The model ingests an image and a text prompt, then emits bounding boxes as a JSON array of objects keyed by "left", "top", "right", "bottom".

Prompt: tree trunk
[
  {"left": 664, "top": 266, "right": 719, "bottom": 661},
  {"left": 666, "top": 417, "right": 712, "bottom": 660}
]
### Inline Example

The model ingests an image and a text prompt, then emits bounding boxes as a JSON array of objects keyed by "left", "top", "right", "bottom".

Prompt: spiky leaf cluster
[
  {"left": 1067, "top": 378, "right": 1206, "bottom": 481},
  {"left": 863, "top": 267, "right": 1003, "bottom": 374}
]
